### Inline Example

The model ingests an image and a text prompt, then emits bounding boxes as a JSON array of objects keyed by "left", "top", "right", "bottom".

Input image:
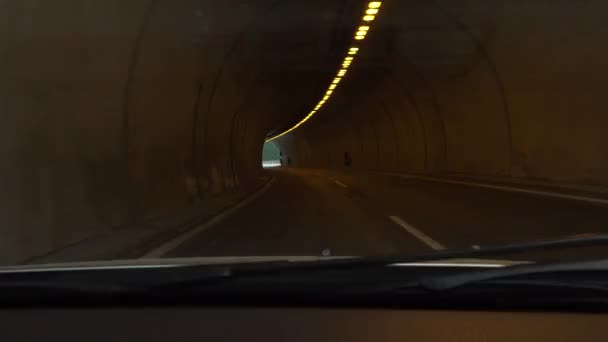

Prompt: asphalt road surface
[{"left": 166, "top": 168, "right": 608, "bottom": 261}]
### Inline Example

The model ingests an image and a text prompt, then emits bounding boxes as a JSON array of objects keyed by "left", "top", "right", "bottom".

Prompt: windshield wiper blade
[
  {"left": 145, "top": 234, "right": 608, "bottom": 290},
  {"left": 6, "top": 234, "right": 606, "bottom": 296},
  {"left": 153, "top": 234, "right": 608, "bottom": 278},
  {"left": 417, "top": 258, "right": 608, "bottom": 291},
  {"left": 333, "top": 257, "right": 608, "bottom": 299},
  {"left": 232, "top": 233, "right": 608, "bottom": 273},
  {"left": 380, "top": 233, "right": 608, "bottom": 264}
]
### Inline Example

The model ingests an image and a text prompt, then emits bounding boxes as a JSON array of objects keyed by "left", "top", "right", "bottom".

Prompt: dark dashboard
[
  {"left": 2, "top": 308, "right": 606, "bottom": 341},
  {"left": 5, "top": 238, "right": 608, "bottom": 341}
]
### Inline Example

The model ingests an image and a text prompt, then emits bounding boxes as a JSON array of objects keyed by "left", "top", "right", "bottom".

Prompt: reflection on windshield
[{"left": 1, "top": 0, "right": 608, "bottom": 268}]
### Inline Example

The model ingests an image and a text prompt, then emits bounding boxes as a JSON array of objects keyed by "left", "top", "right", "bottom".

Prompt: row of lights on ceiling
[{"left": 266, "top": 1, "right": 382, "bottom": 142}]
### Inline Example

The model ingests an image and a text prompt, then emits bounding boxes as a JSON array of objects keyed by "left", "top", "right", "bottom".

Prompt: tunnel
[{"left": 2, "top": 0, "right": 608, "bottom": 263}]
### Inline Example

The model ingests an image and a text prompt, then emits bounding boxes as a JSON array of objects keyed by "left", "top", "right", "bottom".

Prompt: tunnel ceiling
[
  {"left": 265, "top": 1, "right": 384, "bottom": 141},
  {"left": 247, "top": 0, "right": 364, "bottom": 138},
  {"left": 278, "top": 0, "right": 608, "bottom": 187}
]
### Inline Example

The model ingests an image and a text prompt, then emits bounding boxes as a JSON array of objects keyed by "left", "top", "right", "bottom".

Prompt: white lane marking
[
  {"left": 389, "top": 216, "right": 446, "bottom": 250},
  {"left": 140, "top": 178, "right": 275, "bottom": 259},
  {"left": 383, "top": 172, "right": 608, "bottom": 206},
  {"left": 334, "top": 180, "right": 348, "bottom": 188}
]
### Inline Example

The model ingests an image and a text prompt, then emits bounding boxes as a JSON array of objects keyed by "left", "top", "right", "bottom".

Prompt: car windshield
[{"left": 1, "top": 0, "right": 607, "bottom": 269}]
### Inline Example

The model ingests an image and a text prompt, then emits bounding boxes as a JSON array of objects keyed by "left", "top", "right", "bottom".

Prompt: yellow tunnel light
[{"left": 266, "top": 3, "right": 382, "bottom": 142}]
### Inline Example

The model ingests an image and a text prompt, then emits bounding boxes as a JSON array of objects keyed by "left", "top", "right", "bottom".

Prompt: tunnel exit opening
[{"left": 262, "top": 141, "right": 281, "bottom": 168}]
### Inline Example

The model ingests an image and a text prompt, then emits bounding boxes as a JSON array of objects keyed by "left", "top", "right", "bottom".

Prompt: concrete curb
[
  {"left": 379, "top": 172, "right": 608, "bottom": 207},
  {"left": 140, "top": 177, "right": 276, "bottom": 258}
]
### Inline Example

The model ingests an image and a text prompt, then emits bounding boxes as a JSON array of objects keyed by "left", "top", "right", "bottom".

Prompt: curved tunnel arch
[
  {"left": 1, "top": 0, "right": 608, "bottom": 263},
  {"left": 276, "top": 0, "right": 608, "bottom": 186}
]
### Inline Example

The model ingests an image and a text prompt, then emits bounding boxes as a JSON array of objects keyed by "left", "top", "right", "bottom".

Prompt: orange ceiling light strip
[{"left": 266, "top": 1, "right": 382, "bottom": 142}]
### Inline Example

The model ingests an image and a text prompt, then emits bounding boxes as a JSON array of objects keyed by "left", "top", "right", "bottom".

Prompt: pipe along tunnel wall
[
  {"left": 1, "top": 0, "right": 608, "bottom": 263},
  {"left": 278, "top": 0, "right": 608, "bottom": 191}
]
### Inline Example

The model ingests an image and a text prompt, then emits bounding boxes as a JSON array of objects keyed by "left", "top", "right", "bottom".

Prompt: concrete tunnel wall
[
  {"left": 0, "top": 0, "right": 360, "bottom": 263},
  {"left": 278, "top": 0, "right": 608, "bottom": 190}
]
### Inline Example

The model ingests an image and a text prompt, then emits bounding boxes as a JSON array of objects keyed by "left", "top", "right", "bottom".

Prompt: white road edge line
[
  {"left": 389, "top": 216, "right": 446, "bottom": 251},
  {"left": 140, "top": 178, "right": 276, "bottom": 259},
  {"left": 334, "top": 180, "right": 348, "bottom": 188},
  {"left": 385, "top": 173, "right": 608, "bottom": 206}
]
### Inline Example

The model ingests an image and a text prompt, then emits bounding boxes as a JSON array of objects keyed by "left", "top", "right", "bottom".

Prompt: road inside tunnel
[{"left": 164, "top": 168, "right": 608, "bottom": 260}]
